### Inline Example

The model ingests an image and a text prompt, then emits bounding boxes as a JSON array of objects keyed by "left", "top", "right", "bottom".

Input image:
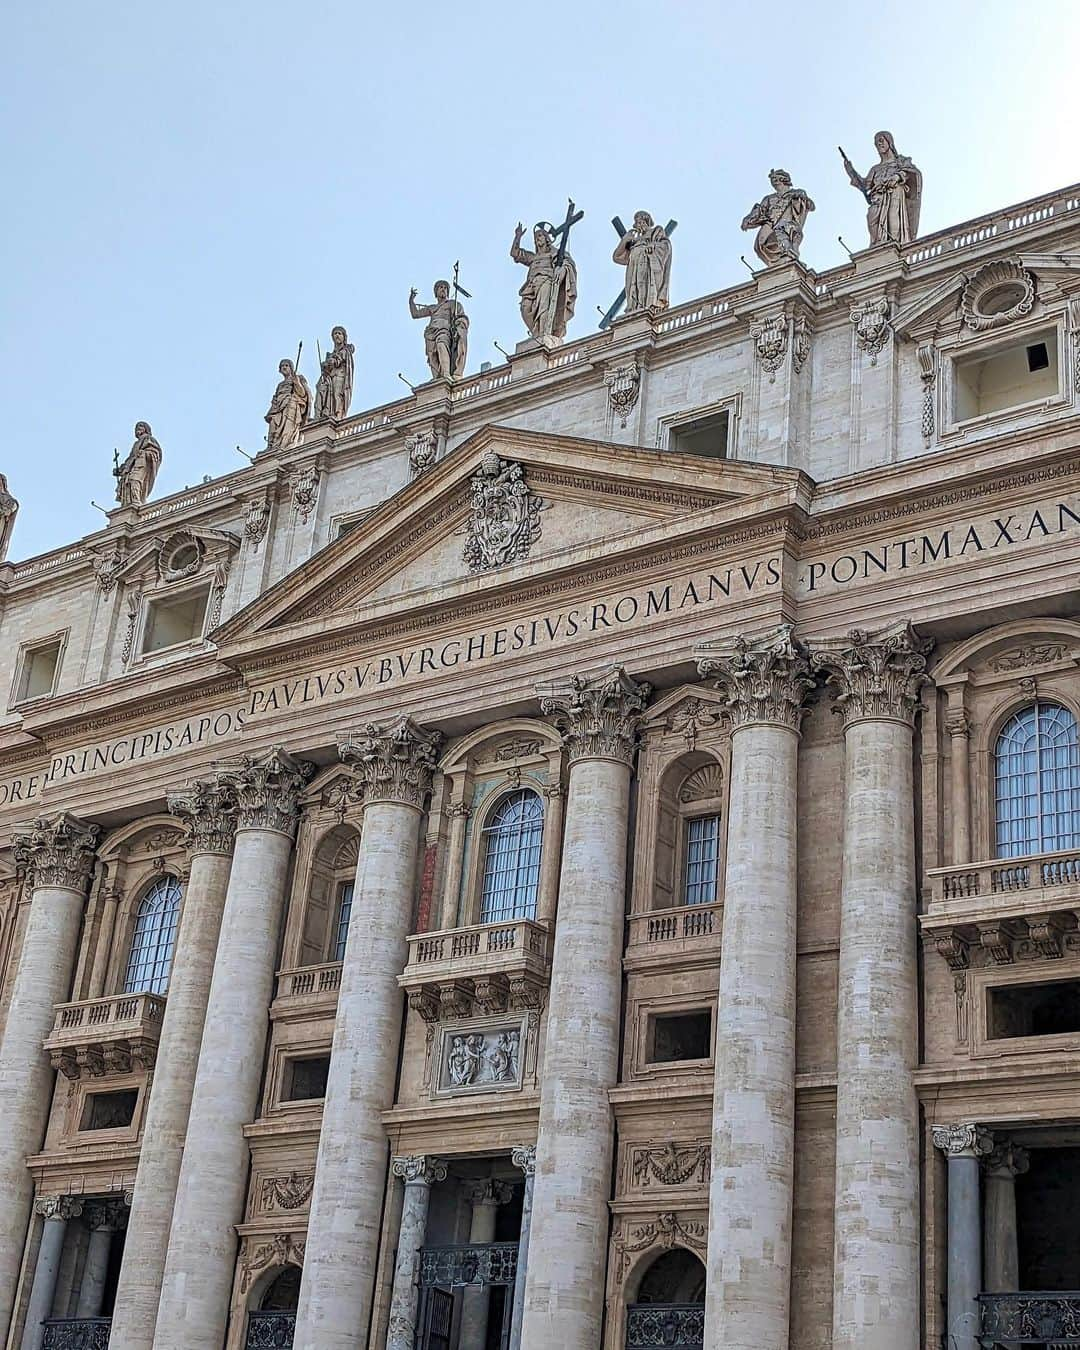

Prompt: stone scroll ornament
[{"left": 461, "top": 451, "right": 550, "bottom": 573}]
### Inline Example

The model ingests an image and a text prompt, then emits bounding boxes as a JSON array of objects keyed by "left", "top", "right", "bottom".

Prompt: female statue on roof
[{"left": 840, "top": 131, "right": 923, "bottom": 247}]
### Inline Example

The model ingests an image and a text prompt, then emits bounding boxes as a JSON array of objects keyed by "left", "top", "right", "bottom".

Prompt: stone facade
[{"left": 1, "top": 179, "right": 1080, "bottom": 1350}]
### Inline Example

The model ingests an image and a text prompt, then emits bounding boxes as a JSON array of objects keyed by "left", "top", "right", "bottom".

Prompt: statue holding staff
[
  {"left": 409, "top": 279, "right": 469, "bottom": 381},
  {"left": 511, "top": 221, "right": 578, "bottom": 346},
  {"left": 313, "top": 325, "right": 355, "bottom": 421},
  {"left": 265, "top": 356, "right": 311, "bottom": 451},
  {"left": 741, "top": 169, "right": 815, "bottom": 266},
  {"left": 0, "top": 474, "right": 18, "bottom": 561},
  {"left": 840, "top": 131, "right": 922, "bottom": 246},
  {"left": 114, "top": 422, "right": 163, "bottom": 507}
]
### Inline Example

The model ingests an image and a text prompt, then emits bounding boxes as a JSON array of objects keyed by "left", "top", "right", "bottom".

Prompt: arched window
[
  {"left": 123, "top": 875, "right": 182, "bottom": 995},
  {"left": 479, "top": 789, "right": 543, "bottom": 923},
  {"left": 994, "top": 701, "right": 1080, "bottom": 859}
]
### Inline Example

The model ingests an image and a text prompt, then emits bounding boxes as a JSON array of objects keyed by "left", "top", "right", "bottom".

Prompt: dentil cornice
[
  {"left": 13, "top": 812, "right": 99, "bottom": 893},
  {"left": 810, "top": 620, "right": 933, "bottom": 728},
  {"left": 539, "top": 665, "right": 652, "bottom": 766},
  {"left": 215, "top": 747, "right": 315, "bottom": 837},
  {"left": 337, "top": 715, "right": 442, "bottom": 809},
  {"left": 696, "top": 624, "right": 814, "bottom": 732},
  {"left": 167, "top": 777, "right": 240, "bottom": 856}
]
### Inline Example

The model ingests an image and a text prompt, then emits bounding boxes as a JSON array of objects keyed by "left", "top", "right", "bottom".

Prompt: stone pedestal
[
  {"left": 459, "top": 1180, "right": 511, "bottom": 1349},
  {"left": 109, "top": 781, "right": 237, "bottom": 1350},
  {"left": 153, "top": 750, "right": 311, "bottom": 1350},
  {"left": 0, "top": 815, "right": 98, "bottom": 1344},
  {"left": 813, "top": 623, "right": 931, "bottom": 1350},
  {"left": 386, "top": 1156, "right": 446, "bottom": 1350},
  {"left": 520, "top": 667, "right": 650, "bottom": 1350},
  {"left": 697, "top": 628, "right": 813, "bottom": 1350},
  {"left": 21, "top": 1198, "right": 83, "bottom": 1350},
  {"left": 508, "top": 1146, "right": 536, "bottom": 1350},
  {"left": 934, "top": 1124, "right": 992, "bottom": 1350},
  {"left": 294, "top": 718, "right": 440, "bottom": 1350},
  {"left": 983, "top": 1140, "right": 1028, "bottom": 1292}
]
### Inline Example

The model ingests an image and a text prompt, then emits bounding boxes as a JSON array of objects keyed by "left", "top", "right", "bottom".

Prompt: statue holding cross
[
  {"left": 510, "top": 198, "right": 583, "bottom": 347},
  {"left": 612, "top": 210, "right": 674, "bottom": 317},
  {"left": 409, "top": 267, "right": 470, "bottom": 381}
]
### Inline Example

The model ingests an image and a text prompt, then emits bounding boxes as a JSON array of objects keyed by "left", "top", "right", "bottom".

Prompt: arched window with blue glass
[
  {"left": 123, "top": 875, "right": 183, "bottom": 995},
  {"left": 478, "top": 788, "right": 544, "bottom": 923},
  {"left": 994, "top": 701, "right": 1080, "bottom": 859}
]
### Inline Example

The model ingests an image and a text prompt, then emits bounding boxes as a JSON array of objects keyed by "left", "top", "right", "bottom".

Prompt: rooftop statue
[
  {"left": 511, "top": 220, "right": 578, "bottom": 347},
  {"left": 114, "top": 422, "right": 163, "bottom": 508},
  {"left": 741, "top": 169, "right": 815, "bottom": 266},
  {"left": 0, "top": 473, "right": 17, "bottom": 561},
  {"left": 612, "top": 211, "right": 673, "bottom": 315},
  {"left": 841, "top": 131, "right": 923, "bottom": 246},
  {"left": 265, "top": 358, "right": 311, "bottom": 451},
  {"left": 313, "top": 326, "right": 355, "bottom": 421},
  {"left": 409, "top": 280, "right": 469, "bottom": 381}
]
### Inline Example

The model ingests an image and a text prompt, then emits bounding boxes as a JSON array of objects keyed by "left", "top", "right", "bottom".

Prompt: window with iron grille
[
  {"left": 123, "top": 875, "right": 182, "bottom": 995},
  {"left": 332, "top": 880, "right": 353, "bottom": 962},
  {"left": 994, "top": 702, "right": 1080, "bottom": 859},
  {"left": 683, "top": 815, "right": 721, "bottom": 905},
  {"left": 479, "top": 789, "right": 543, "bottom": 923}
]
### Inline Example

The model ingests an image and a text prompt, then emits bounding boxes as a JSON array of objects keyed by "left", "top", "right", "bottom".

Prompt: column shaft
[
  {"left": 20, "top": 1218, "right": 67, "bottom": 1350},
  {"left": 507, "top": 1151, "right": 535, "bottom": 1350},
  {"left": 519, "top": 756, "right": 630, "bottom": 1346},
  {"left": 459, "top": 1185, "right": 504, "bottom": 1349},
  {"left": 831, "top": 718, "right": 919, "bottom": 1350},
  {"left": 110, "top": 845, "right": 233, "bottom": 1350},
  {"left": 704, "top": 722, "right": 799, "bottom": 1350},
  {"left": 984, "top": 1172, "right": 1018, "bottom": 1291},
  {"left": 76, "top": 1226, "right": 112, "bottom": 1318},
  {"left": 948, "top": 716, "right": 971, "bottom": 865},
  {"left": 152, "top": 826, "right": 294, "bottom": 1349},
  {"left": 385, "top": 1162, "right": 443, "bottom": 1350},
  {"left": 947, "top": 1155, "right": 983, "bottom": 1350}
]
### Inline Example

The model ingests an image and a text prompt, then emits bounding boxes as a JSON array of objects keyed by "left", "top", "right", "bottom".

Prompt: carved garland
[
  {"left": 239, "top": 1232, "right": 306, "bottom": 1293},
  {"left": 614, "top": 1211, "right": 707, "bottom": 1280}
]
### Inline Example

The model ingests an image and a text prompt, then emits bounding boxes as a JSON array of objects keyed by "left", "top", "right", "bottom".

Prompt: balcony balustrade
[
  {"left": 979, "top": 1291, "right": 1080, "bottom": 1346},
  {"left": 418, "top": 1241, "right": 518, "bottom": 1289},
  {"left": 399, "top": 917, "right": 551, "bottom": 1020},
  {"left": 44, "top": 993, "right": 164, "bottom": 1080},
  {"left": 626, "top": 1303, "right": 705, "bottom": 1349},
  {"left": 625, "top": 901, "right": 723, "bottom": 971},
  {"left": 41, "top": 1319, "right": 112, "bottom": 1350},
  {"left": 272, "top": 960, "right": 344, "bottom": 1019},
  {"left": 244, "top": 1310, "right": 295, "bottom": 1348}
]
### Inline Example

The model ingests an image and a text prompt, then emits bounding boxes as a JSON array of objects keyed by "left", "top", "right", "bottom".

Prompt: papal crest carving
[{"left": 462, "top": 452, "right": 550, "bottom": 573}]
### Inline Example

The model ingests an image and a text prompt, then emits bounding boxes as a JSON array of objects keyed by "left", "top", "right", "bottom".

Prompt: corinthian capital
[
  {"left": 932, "top": 1122, "right": 993, "bottom": 1159},
  {"left": 391, "top": 1155, "right": 448, "bottom": 1186},
  {"left": 13, "top": 813, "right": 99, "bottom": 893},
  {"left": 810, "top": 621, "right": 932, "bottom": 728},
  {"left": 35, "top": 1195, "right": 85, "bottom": 1222},
  {"left": 539, "top": 666, "right": 651, "bottom": 766},
  {"left": 167, "top": 778, "right": 239, "bottom": 856},
  {"left": 338, "top": 716, "right": 442, "bottom": 809},
  {"left": 214, "top": 747, "right": 315, "bottom": 836},
  {"left": 511, "top": 1144, "right": 537, "bottom": 1177},
  {"left": 696, "top": 624, "right": 813, "bottom": 731}
]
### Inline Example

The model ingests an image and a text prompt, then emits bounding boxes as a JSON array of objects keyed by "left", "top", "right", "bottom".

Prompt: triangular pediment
[{"left": 212, "top": 425, "right": 807, "bottom": 662}]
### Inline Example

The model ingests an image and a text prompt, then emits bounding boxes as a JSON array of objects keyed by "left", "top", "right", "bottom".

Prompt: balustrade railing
[
  {"left": 979, "top": 1291, "right": 1080, "bottom": 1345},
  {"left": 244, "top": 1310, "right": 295, "bottom": 1348},
  {"left": 928, "top": 849, "right": 1080, "bottom": 908},
  {"left": 627, "top": 901, "right": 723, "bottom": 951},
  {"left": 419, "top": 1241, "right": 518, "bottom": 1288},
  {"left": 275, "top": 962, "right": 343, "bottom": 1001},
  {"left": 42, "top": 1319, "right": 112, "bottom": 1350},
  {"left": 626, "top": 1303, "right": 705, "bottom": 1348},
  {"left": 53, "top": 992, "right": 165, "bottom": 1035},
  {"left": 406, "top": 918, "right": 550, "bottom": 970}
]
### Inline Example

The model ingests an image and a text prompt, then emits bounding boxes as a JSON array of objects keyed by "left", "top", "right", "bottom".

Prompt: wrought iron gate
[{"left": 625, "top": 1303, "right": 705, "bottom": 1349}]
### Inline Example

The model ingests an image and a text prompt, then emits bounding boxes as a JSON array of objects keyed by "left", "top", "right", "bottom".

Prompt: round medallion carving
[{"left": 961, "top": 259, "right": 1035, "bottom": 332}]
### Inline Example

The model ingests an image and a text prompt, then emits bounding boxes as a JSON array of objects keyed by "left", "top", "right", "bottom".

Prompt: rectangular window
[
  {"left": 987, "top": 979, "right": 1080, "bottom": 1040},
  {"left": 647, "top": 1010, "right": 712, "bottom": 1063},
  {"left": 141, "top": 585, "right": 211, "bottom": 655},
  {"left": 953, "top": 327, "right": 1060, "bottom": 422},
  {"left": 14, "top": 637, "right": 63, "bottom": 704},
  {"left": 82, "top": 1090, "right": 138, "bottom": 1131},
  {"left": 683, "top": 815, "right": 721, "bottom": 906},
  {"left": 670, "top": 409, "right": 730, "bottom": 460},
  {"left": 332, "top": 882, "right": 353, "bottom": 962},
  {"left": 284, "top": 1055, "right": 331, "bottom": 1102}
]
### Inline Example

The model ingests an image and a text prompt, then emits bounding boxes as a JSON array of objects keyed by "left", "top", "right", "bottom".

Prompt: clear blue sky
[{"left": 3, "top": 0, "right": 1078, "bottom": 560}]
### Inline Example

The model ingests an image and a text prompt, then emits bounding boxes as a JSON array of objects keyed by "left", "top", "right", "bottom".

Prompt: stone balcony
[
  {"left": 398, "top": 917, "right": 552, "bottom": 1020},
  {"left": 624, "top": 901, "right": 723, "bottom": 972},
  {"left": 922, "top": 849, "right": 1080, "bottom": 968},
  {"left": 44, "top": 993, "right": 165, "bottom": 1080},
  {"left": 271, "top": 960, "right": 344, "bottom": 1021}
]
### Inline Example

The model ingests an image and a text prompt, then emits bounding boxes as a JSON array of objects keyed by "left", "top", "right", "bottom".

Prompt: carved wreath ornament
[{"left": 461, "top": 452, "right": 550, "bottom": 573}]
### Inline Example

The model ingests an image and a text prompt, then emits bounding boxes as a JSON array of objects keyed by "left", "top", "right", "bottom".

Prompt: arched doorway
[
  {"left": 245, "top": 1267, "right": 299, "bottom": 1348},
  {"left": 626, "top": 1248, "right": 705, "bottom": 1348}
]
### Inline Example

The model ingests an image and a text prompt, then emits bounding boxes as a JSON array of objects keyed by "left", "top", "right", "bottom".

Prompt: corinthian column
[
  {"left": 385, "top": 1156, "right": 447, "bottom": 1350},
  {"left": 294, "top": 717, "right": 441, "bottom": 1350},
  {"left": 933, "top": 1123, "right": 992, "bottom": 1350},
  {"left": 0, "top": 813, "right": 98, "bottom": 1344},
  {"left": 983, "top": 1139, "right": 1028, "bottom": 1292},
  {"left": 109, "top": 779, "right": 238, "bottom": 1350},
  {"left": 153, "top": 749, "right": 313, "bottom": 1350},
  {"left": 812, "top": 622, "right": 932, "bottom": 1350},
  {"left": 519, "top": 667, "right": 650, "bottom": 1350},
  {"left": 22, "top": 1196, "right": 83, "bottom": 1350},
  {"left": 697, "top": 626, "right": 813, "bottom": 1350}
]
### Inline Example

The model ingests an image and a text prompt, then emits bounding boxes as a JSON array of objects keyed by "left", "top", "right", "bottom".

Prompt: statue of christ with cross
[{"left": 510, "top": 198, "right": 583, "bottom": 347}]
